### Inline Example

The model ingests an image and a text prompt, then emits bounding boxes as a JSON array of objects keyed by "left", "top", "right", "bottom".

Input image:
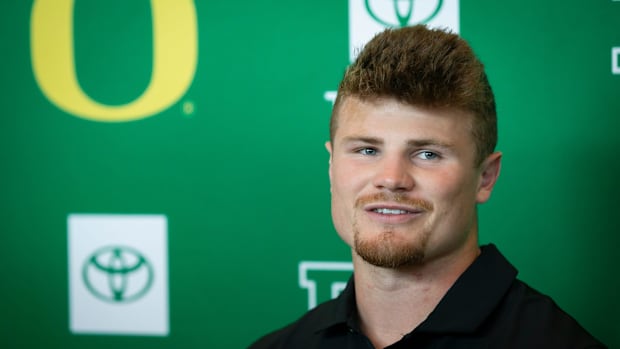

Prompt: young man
[{"left": 249, "top": 25, "right": 605, "bottom": 348}]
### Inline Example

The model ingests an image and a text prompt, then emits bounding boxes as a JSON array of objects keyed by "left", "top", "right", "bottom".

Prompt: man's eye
[
  {"left": 417, "top": 151, "right": 439, "bottom": 160},
  {"left": 358, "top": 148, "right": 377, "bottom": 156}
]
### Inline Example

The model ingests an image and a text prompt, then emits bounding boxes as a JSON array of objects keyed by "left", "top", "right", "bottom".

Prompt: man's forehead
[
  {"left": 332, "top": 96, "right": 475, "bottom": 147},
  {"left": 336, "top": 97, "right": 473, "bottom": 129},
  {"left": 336, "top": 96, "right": 472, "bottom": 120}
]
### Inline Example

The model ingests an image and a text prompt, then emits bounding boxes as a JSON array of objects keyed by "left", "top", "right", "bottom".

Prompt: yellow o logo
[{"left": 30, "top": 0, "right": 198, "bottom": 122}]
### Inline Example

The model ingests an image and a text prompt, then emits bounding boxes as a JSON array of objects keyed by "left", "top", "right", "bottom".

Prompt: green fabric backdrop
[{"left": 0, "top": 0, "right": 618, "bottom": 347}]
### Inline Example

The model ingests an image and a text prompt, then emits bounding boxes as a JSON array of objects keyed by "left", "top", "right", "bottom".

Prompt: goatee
[{"left": 353, "top": 193, "right": 433, "bottom": 268}]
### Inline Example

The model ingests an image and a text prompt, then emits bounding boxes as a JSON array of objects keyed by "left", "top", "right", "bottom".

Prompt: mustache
[{"left": 355, "top": 193, "right": 434, "bottom": 212}]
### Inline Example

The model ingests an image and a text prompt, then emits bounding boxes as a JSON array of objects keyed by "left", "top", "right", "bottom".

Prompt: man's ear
[
  {"left": 476, "top": 151, "right": 502, "bottom": 204},
  {"left": 325, "top": 141, "right": 333, "bottom": 181}
]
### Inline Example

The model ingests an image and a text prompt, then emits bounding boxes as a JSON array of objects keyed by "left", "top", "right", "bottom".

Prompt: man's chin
[{"left": 354, "top": 234, "right": 426, "bottom": 268}]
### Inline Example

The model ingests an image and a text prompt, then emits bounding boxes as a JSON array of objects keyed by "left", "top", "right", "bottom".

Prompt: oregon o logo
[
  {"left": 30, "top": 0, "right": 198, "bottom": 122},
  {"left": 365, "top": 0, "right": 444, "bottom": 28},
  {"left": 82, "top": 245, "right": 154, "bottom": 303}
]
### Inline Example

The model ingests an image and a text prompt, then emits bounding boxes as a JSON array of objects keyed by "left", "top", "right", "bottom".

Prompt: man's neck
[{"left": 352, "top": 243, "right": 481, "bottom": 348}]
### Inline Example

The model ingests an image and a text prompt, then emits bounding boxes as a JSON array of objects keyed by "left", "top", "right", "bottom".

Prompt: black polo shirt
[{"left": 249, "top": 244, "right": 606, "bottom": 348}]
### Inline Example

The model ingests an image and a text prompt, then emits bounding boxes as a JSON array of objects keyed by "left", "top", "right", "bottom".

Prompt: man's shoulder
[
  {"left": 247, "top": 298, "right": 342, "bottom": 349},
  {"left": 492, "top": 278, "right": 606, "bottom": 348},
  {"left": 247, "top": 321, "right": 295, "bottom": 349},
  {"left": 440, "top": 244, "right": 606, "bottom": 347}
]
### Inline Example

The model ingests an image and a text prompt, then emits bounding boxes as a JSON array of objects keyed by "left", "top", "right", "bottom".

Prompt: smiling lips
[
  {"left": 355, "top": 193, "right": 433, "bottom": 223},
  {"left": 366, "top": 202, "right": 425, "bottom": 214},
  {"left": 363, "top": 202, "right": 430, "bottom": 224},
  {"left": 372, "top": 208, "right": 417, "bottom": 215}
]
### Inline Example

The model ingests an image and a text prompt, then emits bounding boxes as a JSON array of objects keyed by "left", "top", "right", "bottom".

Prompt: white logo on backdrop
[
  {"left": 324, "top": 0, "right": 460, "bottom": 105},
  {"left": 612, "top": 1, "right": 619, "bottom": 74},
  {"left": 299, "top": 261, "right": 353, "bottom": 309},
  {"left": 349, "top": 0, "right": 460, "bottom": 62},
  {"left": 612, "top": 47, "right": 620, "bottom": 75},
  {"left": 68, "top": 214, "right": 169, "bottom": 336}
]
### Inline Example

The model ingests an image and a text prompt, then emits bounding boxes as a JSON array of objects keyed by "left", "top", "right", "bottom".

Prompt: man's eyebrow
[
  {"left": 340, "top": 136, "right": 383, "bottom": 145},
  {"left": 407, "top": 139, "right": 454, "bottom": 149},
  {"left": 340, "top": 136, "right": 454, "bottom": 149}
]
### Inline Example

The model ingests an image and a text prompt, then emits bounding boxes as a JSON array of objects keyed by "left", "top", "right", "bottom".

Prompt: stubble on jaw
[{"left": 352, "top": 193, "right": 433, "bottom": 268}]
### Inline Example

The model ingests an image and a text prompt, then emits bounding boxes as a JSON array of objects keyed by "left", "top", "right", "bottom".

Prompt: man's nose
[{"left": 372, "top": 155, "right": 415, "bottom": 191}]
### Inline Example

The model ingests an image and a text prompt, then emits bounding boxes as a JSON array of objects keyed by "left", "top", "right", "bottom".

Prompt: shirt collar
[
  {"left": 313, "top": 244, "right": 517, "bottom": 335},
  {"left": 311, "top": 275, "right": 357, "bottom": 334},
  {"left": 416, "top": 244, "right": 518, "bottom": 333}
]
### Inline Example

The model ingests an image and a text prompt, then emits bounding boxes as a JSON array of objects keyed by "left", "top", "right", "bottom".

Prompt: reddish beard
[{"left": 353, "top": 193, "right": 433, "bottom": 268}]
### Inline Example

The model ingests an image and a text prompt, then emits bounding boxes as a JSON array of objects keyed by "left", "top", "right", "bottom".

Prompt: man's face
[{"left": 326, "top": 97, "right": 500, "bottom": 268}]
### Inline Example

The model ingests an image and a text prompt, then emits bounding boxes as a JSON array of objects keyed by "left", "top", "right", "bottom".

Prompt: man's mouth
[
  {"left": 363, "top": 205, "right": 425, "bottom": 224},
  {"left": 356, "top": 193, "right": 433, "bottom": 214},
  {"left": 372, "top": 208, "right": 412, "bottom": 215}
]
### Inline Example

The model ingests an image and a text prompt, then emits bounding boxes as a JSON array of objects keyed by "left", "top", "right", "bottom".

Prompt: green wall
[{"left": 0, "top": 0, "right": 618, "bottom": 347}]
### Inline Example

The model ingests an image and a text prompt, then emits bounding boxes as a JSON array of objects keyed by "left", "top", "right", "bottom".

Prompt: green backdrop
[{"left": 0, "top": 0, "right": 618, "bottom": 348}]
